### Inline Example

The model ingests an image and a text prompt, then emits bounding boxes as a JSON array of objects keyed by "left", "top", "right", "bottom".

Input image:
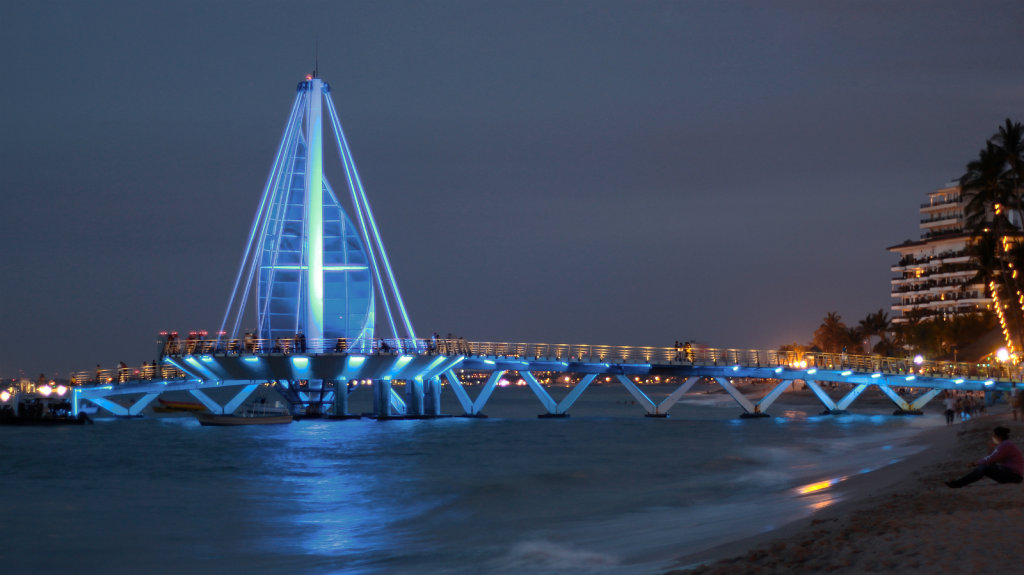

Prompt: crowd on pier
[
  {"left": 66, "top": 330, "right": 476, "bottom": 386},
  {"left": 157, "top": 330, "right": 474, "bottom": 357}
]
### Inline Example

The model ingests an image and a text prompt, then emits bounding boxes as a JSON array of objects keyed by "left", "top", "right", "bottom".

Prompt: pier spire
[{"left": 219, "top": 74, "right": 417, "bottom": 352}]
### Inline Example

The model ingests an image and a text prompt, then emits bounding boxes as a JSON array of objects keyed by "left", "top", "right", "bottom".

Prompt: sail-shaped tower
[{"left": 221, "top": 74, "right": 415, "bottom": 353}]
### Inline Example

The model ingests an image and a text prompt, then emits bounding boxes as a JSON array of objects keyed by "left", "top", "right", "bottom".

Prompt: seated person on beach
[{"left": 946, "top": 426, "right": 1024, "bottom": 488}]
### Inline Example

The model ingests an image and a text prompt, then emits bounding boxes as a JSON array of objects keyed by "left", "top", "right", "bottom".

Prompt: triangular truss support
[
  {"left": 876, "top": 385, "right": 943, "bottom": 414},
  {"left": 804, "top": 380, "right": 869, "bottom": 413},
  {"left": 713, "top": 377, "right": 794, "bottom": 417},
  {"left": 443, "top": 369, "right": 505, "bottom": 416},
  {"left": 615, "top": 375, "right": 702, "bottom": 416}
]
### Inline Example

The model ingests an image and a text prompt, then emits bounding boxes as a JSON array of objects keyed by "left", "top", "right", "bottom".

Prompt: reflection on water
[
  {"left": 794, "top": 475, "right": 849, "bottom": 512},
  {"left": 0, "top": 385, "right": 936, "bottom": 575},
  {"left": 796, "top": 476, "right": 846, "bottom": 495},
  {"left": 793, "top": 455, "right": 909, "bottom": 514},
  {"left": 806, "top": 498, "right": 838, "bottom": 511},
  {"left": 780, "top": 410, "right": 810, "bottom": 420}
]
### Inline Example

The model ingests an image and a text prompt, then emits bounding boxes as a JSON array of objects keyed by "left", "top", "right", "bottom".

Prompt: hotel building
[{"left": 887, "top": 183, "right": 988, "bottom": 324}]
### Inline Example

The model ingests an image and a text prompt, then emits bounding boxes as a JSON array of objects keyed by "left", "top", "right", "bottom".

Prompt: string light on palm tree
[{"left": 991, "top": 280, "right": 1015, "bottom": 353}]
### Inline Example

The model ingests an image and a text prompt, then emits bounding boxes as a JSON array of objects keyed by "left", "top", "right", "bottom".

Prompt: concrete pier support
[
  {"left": 332, "top": 379, "right": 349, "bottom": 416},
  {"left": 406, "top": 378, "right": 425, "bottom": 416},
  {"left": 373, "top": 380, "right": 392, "bottom": 418},
  {"left": 424, "top": 377, "right": 442, "bottom": 416},
  {"left": 306, "top": 379, "right": 325, "bottom": 416}
]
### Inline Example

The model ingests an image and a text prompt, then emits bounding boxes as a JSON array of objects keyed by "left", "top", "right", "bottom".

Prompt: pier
[
  {"left": 59, "top": 337, "right": 1015, "bottom": 420},
  {"left": 4, "top": 72, "right": 1015, "bottom": 422}
]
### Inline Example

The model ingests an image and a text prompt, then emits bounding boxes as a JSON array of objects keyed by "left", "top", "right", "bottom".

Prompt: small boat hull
[
  {"left": 155, "top": 398, "right": 207, "bottom": 413},
  {"left": 194, "top": 413, "right": 293, "bottom": 426}
]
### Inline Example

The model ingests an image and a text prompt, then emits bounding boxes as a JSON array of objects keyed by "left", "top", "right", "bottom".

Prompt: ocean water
[{"left": 0, "top": 385, "right": 937, "bottom": 574}]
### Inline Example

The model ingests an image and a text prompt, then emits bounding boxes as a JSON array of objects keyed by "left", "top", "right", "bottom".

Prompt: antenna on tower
[{"left": 314, "top": 38, "right": 319, "bottom": 78}]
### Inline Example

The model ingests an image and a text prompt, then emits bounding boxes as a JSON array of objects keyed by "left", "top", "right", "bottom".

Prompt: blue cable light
[
  {"left": 328, "top": 100, "right": 398, "bottom": 339},
  {"left": 220, "top": 95, "right": 305, "bottom": 339},
  {"left": 327, "top": 97, "right": 416, "bottom": 340},
  {"left": 234, "top": 102, "right": 307, "bottom": 339}
]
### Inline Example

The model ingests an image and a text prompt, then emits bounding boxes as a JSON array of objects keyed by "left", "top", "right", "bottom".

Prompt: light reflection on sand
[
  {"left": 796, "top": 476, "right": 846, "bottom": 495},
  {"left": 794, "top": 456, "right": 908, "bottom": 513}
]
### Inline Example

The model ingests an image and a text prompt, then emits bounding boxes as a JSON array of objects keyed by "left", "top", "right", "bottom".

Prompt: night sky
[{"left": 2, "top": 1, "right": 1022, "bottom": 378}]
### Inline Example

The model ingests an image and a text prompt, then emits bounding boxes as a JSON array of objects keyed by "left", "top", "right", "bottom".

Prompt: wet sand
[{"left": 663, "top": 409, "right": 1024, "bottom": 574}]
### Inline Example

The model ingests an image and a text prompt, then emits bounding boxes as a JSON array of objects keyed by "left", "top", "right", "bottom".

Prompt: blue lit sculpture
[{"left": 220, "top": 74, "right": 415, "bottom": 352}]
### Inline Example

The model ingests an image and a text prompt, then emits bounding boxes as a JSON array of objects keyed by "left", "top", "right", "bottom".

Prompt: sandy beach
[{"left": 664, "top": 407, "right": 1024, "bottom": 574}]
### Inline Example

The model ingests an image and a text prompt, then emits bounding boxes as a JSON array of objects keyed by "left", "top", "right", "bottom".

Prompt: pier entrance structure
[{"left": 55, "top": 74, "right": 1022, "bottom": 420}]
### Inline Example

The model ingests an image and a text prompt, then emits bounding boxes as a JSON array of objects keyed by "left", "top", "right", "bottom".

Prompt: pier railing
[
  {"left": 460, "top": 341, "right": 1016, "bottom": 380},
  {"left": 69, "top": 338, "right": 1018, "bottom": 386},
  {"left": 70, "top": 364, "right": 189, "bottom": 386}
]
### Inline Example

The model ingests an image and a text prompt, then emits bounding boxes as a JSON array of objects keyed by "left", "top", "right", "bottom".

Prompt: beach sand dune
[{"left": 666, "top": 415, "right": 1024, "bottom": 574}]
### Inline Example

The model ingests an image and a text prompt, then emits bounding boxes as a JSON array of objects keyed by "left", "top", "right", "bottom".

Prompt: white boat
[{"left": 194, "top": 412, "right": 293, "bottom": 426}]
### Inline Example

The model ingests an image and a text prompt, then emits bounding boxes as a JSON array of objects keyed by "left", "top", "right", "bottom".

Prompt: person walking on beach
[
  {"left": 946, "top": 426, "right": 1024, "bottom": 488},
  {"left": 943, "top": 392, "right": 957, "bottom": 426}
]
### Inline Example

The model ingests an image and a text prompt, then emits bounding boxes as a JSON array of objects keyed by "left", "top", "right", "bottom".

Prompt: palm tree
[
  {"left": 993, "top": 119, "right": 1024, "bottom": 222},
  {"left": 965, "top": 234, "right": 1002, "bottom": 291},
  {"left": 872, "top": 332, "right": 898, "bottom": 356},
  {"left": 847, "top": 327, "right": 865, "bottom": 354},
  {"left": 813, "top": 312, "right": 850, "bottom": 354},
  {"left": 996, "top": 121, "right": 1024, "bottom": 350},
  {"left": 960, "top": 119, "right": 1024, "bottom": 351},
  {"left": 961, "top": 141, "right": 1013, "bottom": 233},
  {"left": 965, "top": 234, "right": 1024, "bottom": 350},
  {"left": 859, "top": 309, "right": 891, "bottom": 354}
]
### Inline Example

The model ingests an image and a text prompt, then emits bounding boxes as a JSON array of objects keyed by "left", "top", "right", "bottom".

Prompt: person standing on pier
[{"left": 946, "top": 426, "right": 1024, "bottom": 488}]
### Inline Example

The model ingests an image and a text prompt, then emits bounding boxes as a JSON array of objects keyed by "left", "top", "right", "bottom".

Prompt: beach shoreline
[{"left": 662, "top": 409, "right": 1024, "bottom": 574}]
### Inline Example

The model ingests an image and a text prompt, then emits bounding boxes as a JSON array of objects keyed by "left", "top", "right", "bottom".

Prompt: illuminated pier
[
  {"left": 6, "top": 73, "right": 1017, "bottom": 421},
  {"left": 62, "top": 338, "right": 1018, "bottom": 419}
]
